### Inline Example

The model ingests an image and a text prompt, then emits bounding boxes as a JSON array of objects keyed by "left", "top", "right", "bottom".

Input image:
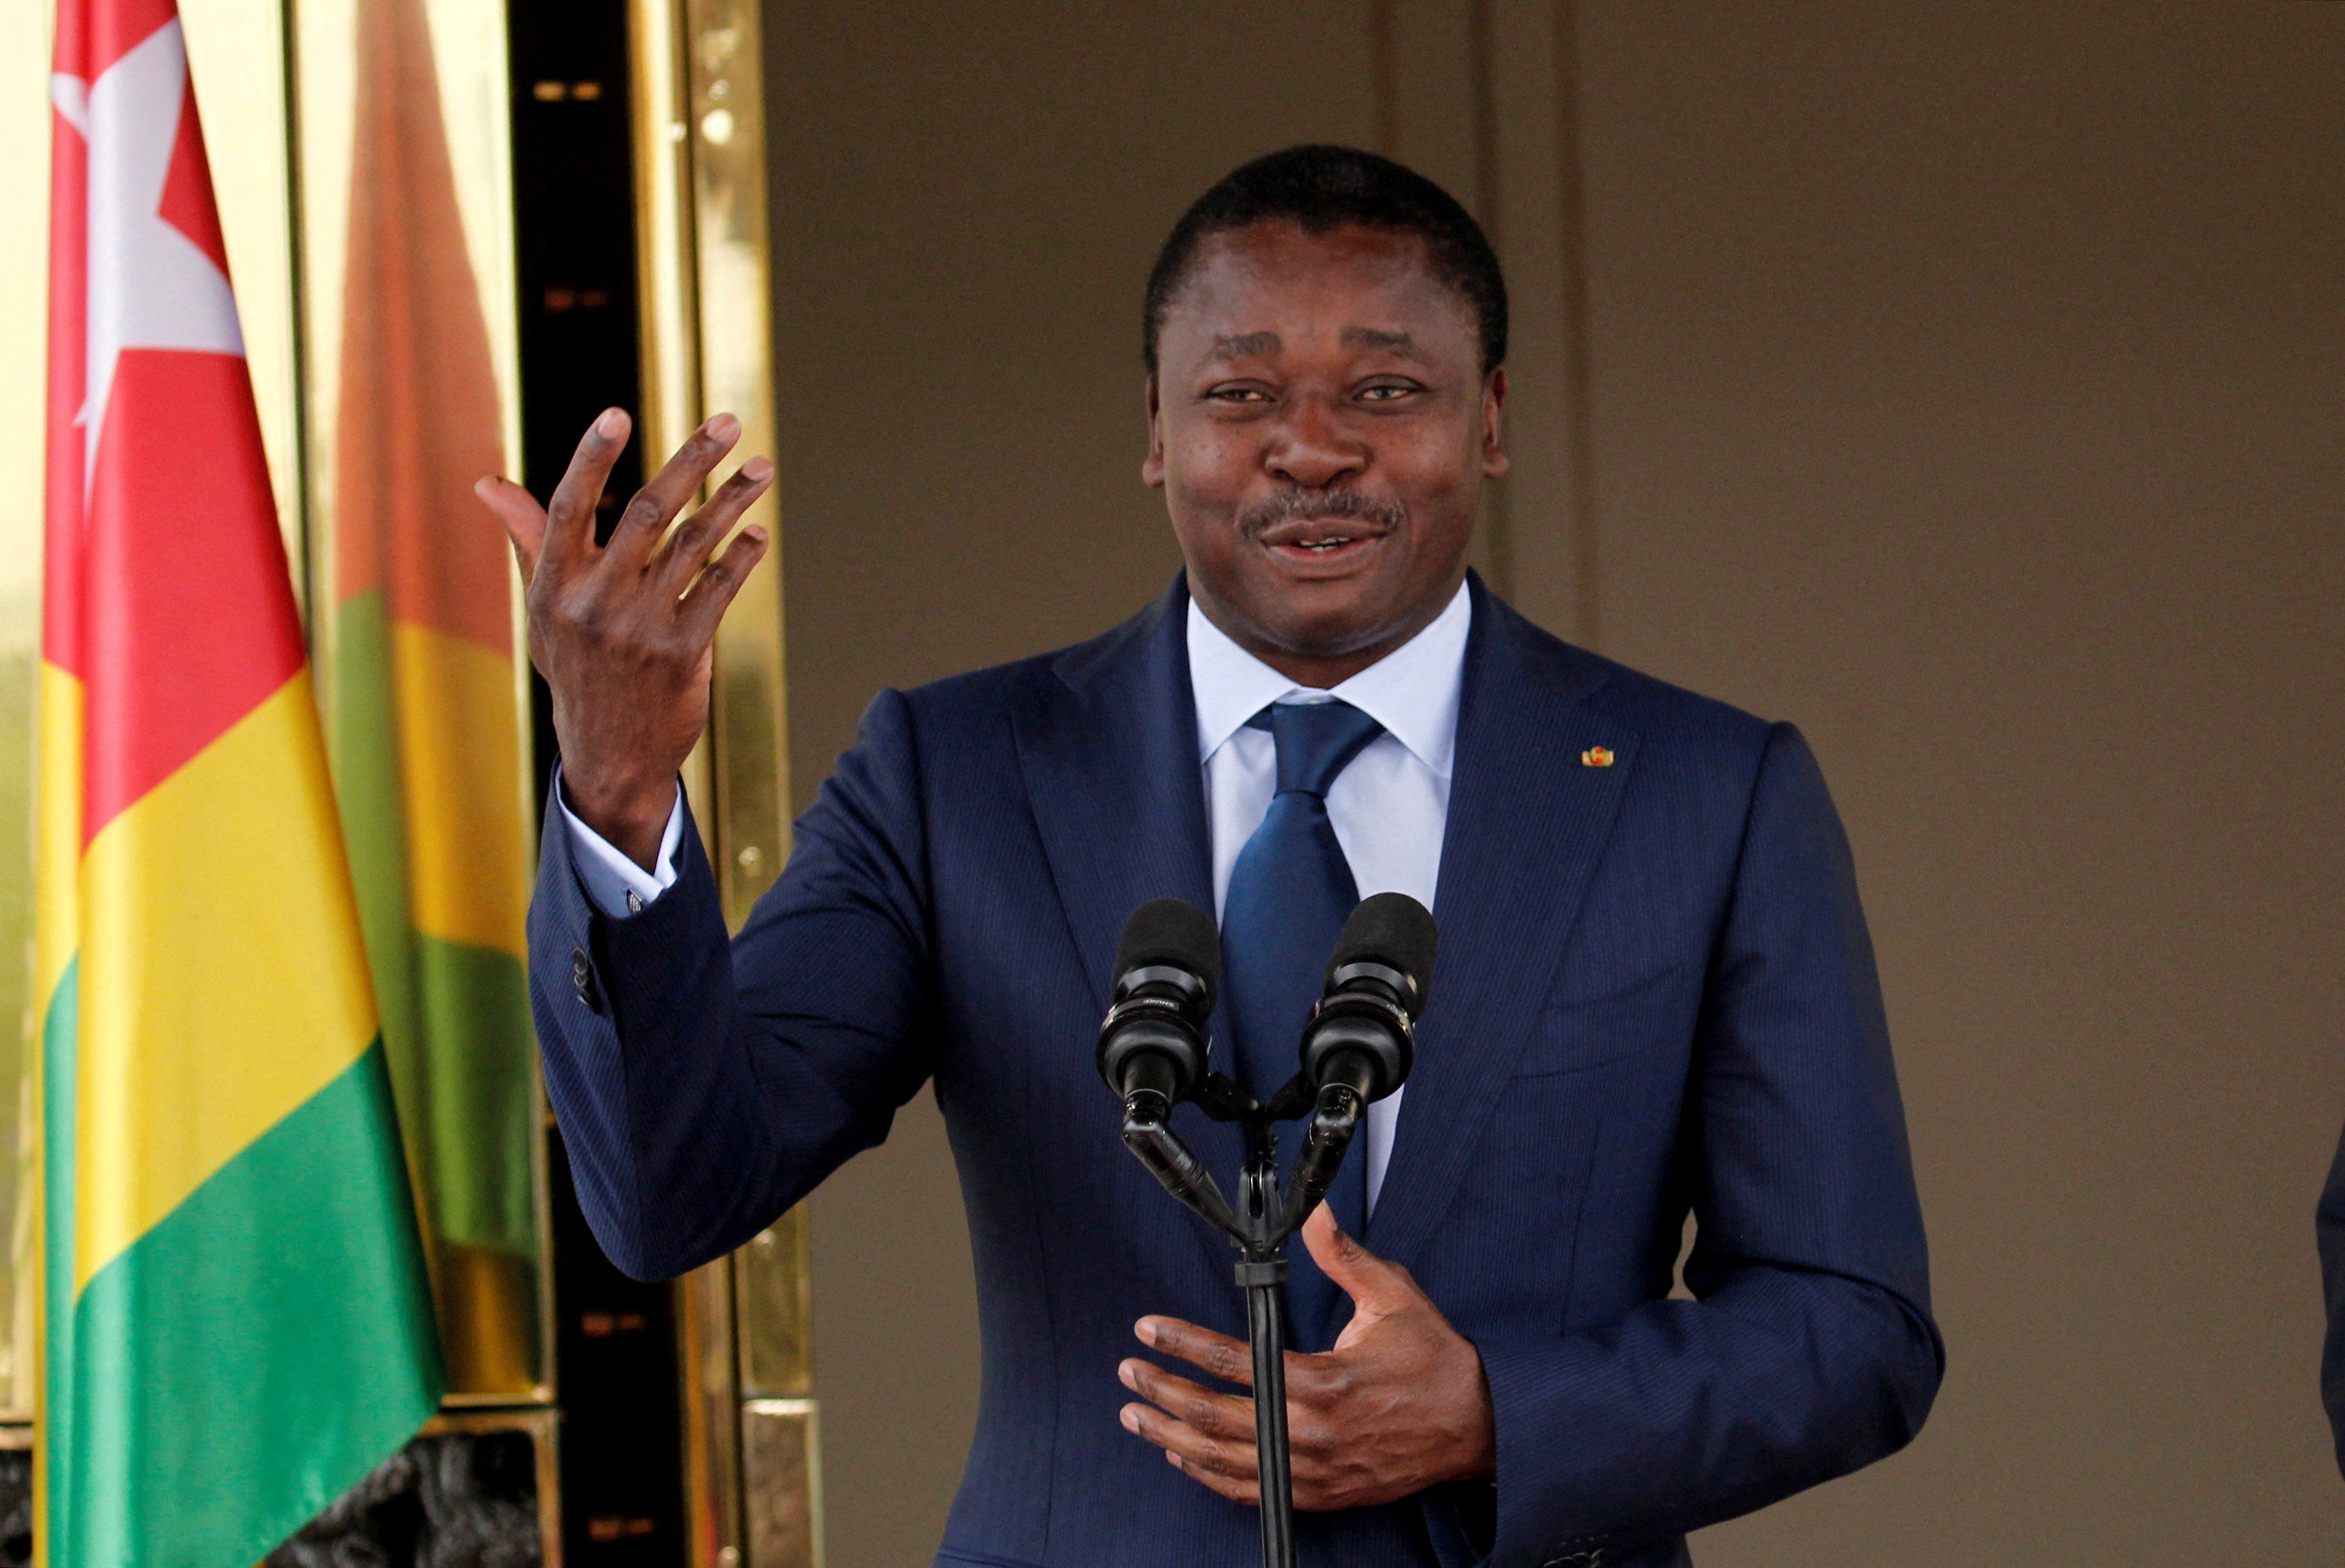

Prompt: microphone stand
[{"left": 1118, "top": 1068, "right": 1371, "bottom": 1568}]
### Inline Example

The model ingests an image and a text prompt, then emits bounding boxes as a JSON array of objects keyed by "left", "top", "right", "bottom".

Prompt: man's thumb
[
  {"left": 477, "top": 475, "right": 546, "bottom": 581},
  {"left": 1301, "top": 1203, "right": 1408, "bottom": 1309}
]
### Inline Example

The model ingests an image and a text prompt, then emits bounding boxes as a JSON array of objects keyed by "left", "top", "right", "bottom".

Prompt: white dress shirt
[
  {"left": 562, "top": 768, "right": 687, "bottom": 917},
  {"left": 562, "top": 582, "right": 1473, "bottom": 1214},
  {"left": 1186, "top": 583, "right": 1468, "bottom": 1217}
]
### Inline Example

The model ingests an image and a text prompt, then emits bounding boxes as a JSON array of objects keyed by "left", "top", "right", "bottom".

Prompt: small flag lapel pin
[{"left": 1581, "top": 746, "right": 1615, "bottom": 768}]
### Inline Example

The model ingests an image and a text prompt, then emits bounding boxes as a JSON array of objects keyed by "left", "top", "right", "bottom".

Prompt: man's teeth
[{"left": 1299, "top": 537, "right": 1346, "bottom": 551}]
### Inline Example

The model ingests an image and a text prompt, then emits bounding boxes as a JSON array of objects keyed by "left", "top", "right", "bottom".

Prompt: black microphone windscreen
[
  {"left": 1115, "top": 898, "right": 1221, "bottom": 1005},
  {"left": 1328, "top": 892, "right": 1438, "bottom": 1015}
]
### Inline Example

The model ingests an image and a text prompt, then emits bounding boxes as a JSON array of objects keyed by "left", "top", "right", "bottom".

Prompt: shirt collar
[{"left": 1186, "top": 580, "right": 1472, "bottom": 779}]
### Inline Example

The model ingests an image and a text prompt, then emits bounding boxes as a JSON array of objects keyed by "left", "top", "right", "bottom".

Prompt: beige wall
[{"left": 763, "top": 3, "right": 2345, "bottom": 1562}]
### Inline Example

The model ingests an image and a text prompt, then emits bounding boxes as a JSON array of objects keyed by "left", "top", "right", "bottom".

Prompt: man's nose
[{"left": 1266, "top": 397, "right": 1366, "bottom": 490}]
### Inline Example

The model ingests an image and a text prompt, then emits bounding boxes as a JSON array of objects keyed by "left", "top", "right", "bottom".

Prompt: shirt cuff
[{"left": 556, "top": 766, "right": 685, "bottom": 919}]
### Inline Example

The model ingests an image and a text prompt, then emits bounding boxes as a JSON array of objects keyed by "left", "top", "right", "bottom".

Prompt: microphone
[
  {"left": 1300, "top": 891, "right": 1435, "bottom": 1104},
  {"left": 1098, "top": 897, "right": 1238, "bottom": 1235},
  {"left": 1095, "top": 897, "right": 1220, "bottom": 1114},
  {"left": 1278, "top": 892, "right": 1435, "bottom": 1231}
]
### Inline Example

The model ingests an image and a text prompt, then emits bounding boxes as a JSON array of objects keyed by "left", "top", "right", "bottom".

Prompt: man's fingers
[
  {"left": 605, "top": 412, "right": 743, "bottom": 571},
  {"left": 1119, "top": 1359, "right": 1254, "bottom": 1441},
  {"left": 655, "top": 457, "right": 774, "bottom": 589},
  {"left": 1151, "top": 1442, "right": 1257, "bottom": 1506},
  {"left": 1118, "top": 1400, "right": 1260, "bottom": 1486},
  {"left": 475, "top": 475, "right": 548, "bottom": 582},
  {"left": 545, "top": 408, "right": 632, "bottom": 561},
  {"left": 1167, "top": 1450, "right": 1259, "bottom": 1506},
  {"left": 1135, "top": 1316, "right": 1255, "bottom": 1388},
  {"left": 676, "top": 525, "right": 770, "bottom": 642}
]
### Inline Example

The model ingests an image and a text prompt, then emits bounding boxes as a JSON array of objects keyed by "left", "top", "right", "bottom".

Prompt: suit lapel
[
  {"left": 1012, "top": 573, "right": 1637, "bottom": 1271},
  {"left": 1012, "top": 576, "right": 1218, "bottom": 1013},
  {"left": 1366, "top": 577, "right": 1640, "bottom": 1269},
  {"left": 1013, "top": 577, "right": 1246, "bottom": 1188}
]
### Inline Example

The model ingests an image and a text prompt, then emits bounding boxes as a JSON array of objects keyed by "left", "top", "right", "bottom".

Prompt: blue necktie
[{"left": 1221, "top": 698, "right": 1384, "bottom": 1351}]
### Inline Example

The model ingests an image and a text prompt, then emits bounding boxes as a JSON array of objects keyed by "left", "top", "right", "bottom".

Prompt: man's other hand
[
  {"left": 1118, "top": 1205, "right": 1497, "bottom": 1510},
  {"left": 475, "top": 409, "right": 773, "bottom": 869}
]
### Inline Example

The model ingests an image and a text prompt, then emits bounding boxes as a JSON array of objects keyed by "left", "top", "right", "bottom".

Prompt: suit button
[{"left": 571, "top": 947, "right": 604, "bottom": 1015}]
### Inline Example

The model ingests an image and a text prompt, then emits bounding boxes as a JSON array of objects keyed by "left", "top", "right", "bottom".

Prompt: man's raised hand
[{"left": 475, "top": 407, "right": 772, "bottom": 869}]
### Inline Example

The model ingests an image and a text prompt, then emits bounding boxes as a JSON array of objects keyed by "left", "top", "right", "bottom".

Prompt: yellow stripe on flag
[
  {"left": 392, "top": 621, "right": 529, "bottom": 958},
  {"left": 74, "top": 670, "right": 379, "bottom": 1290},
  {"left": 36, "top": 661, "right": 84, "bottom": 1011}
]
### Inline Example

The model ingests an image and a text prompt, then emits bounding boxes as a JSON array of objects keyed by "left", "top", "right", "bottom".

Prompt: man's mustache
[{"left": 1236, "top": 487, "right": 1408, "bottom": 537}]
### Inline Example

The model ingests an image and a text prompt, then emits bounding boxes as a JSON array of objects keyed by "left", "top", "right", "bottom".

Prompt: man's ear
[
  {"left": 1481, "top": 367, "right": 1510, "bottom": 481},
  {"left": 1141, "top": 376, "right": 1166, "bottom": 488}
]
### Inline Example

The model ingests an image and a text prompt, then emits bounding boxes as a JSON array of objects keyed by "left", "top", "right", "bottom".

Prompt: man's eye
[
  {"left": 1207, "top": 386, "right": 1270, "bottom": 403},
  {"left": 1358, "top": 383, "right": 1419, "bottom": 402}
]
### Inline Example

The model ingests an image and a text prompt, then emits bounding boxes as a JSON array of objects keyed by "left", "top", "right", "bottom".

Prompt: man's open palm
[{"left": 475, "top": 407, "right": 772, "bottom": 868}]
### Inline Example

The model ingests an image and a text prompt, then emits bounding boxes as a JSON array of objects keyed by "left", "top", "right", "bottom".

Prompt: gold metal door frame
[{"left": 627, "top": 0, "right": 817, "bottom": 1562}]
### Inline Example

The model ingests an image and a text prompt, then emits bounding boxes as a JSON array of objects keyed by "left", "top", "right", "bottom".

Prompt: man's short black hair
[{"left": 1143, "top": 145, "right": 1507, "bottom": 378}]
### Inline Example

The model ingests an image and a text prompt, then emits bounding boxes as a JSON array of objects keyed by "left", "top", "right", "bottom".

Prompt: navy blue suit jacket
[{"left": 529, "top": 575, "right": 1942, "bottom": 1568}]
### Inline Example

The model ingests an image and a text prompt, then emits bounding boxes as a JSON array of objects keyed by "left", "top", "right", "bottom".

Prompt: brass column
[{"left": 628, "top": 0, "right": 817, "bottom": 1563}]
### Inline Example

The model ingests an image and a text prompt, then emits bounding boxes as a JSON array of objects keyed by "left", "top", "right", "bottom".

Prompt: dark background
[{"left": 756, "top": 3, "right": 2345, "bottom": 1562}]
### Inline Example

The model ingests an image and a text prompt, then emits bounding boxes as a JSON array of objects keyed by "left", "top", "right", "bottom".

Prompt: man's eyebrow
[
  {"left": 1207, "top": 331, "right": 1282, "bottom": 361},
  {"left": 1341, "top": 326, "right": 1429, "bottom": 362}
]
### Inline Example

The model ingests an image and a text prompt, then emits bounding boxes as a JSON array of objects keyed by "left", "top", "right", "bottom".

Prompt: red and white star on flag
[
  {"left": 54, "top": 7, "right": 244, "bottom": 486},
  {"left": 47, "top": 0, "right": 292, "bottom": 832}
]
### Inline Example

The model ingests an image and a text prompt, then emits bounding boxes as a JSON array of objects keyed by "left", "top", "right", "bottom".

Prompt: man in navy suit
[{"left": 481, "top": 147, "right": 1941, "bottom": 1567}]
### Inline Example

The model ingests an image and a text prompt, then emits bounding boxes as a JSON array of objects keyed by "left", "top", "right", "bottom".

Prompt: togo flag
[{"left": 40, "top": 1, "right": 445, "bottom": 1563}]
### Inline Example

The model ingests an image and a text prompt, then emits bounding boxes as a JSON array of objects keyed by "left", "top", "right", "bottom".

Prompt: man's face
[{"left": 1145, "top": 221, "right": 1506, "bottom": 682}]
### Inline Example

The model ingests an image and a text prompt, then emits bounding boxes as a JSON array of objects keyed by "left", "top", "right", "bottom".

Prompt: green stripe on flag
[
  {"left": 329, "top": 592, "right": 415, "bottom": 1061},
  {"left": 65, "top": 1041, "right": 442, "bottom": 1568},
  {"left": 332, "top": 590, "right": 537, "bottom": 1250},
  {"left": 42, "top": 956, "right": 80, "bottom": 1568},
  {"left": 331, "top": 594, "right": 537, "bottom": 1379},
  {"left": 413, "top": 935, "right": 536, "bottom": 1256}
]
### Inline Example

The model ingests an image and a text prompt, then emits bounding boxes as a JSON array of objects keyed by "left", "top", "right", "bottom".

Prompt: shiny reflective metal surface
[
  {"left": 184, "top": 0, "right": 306, "bottom": 585},
  {"left": 627, "top": 0, "right": 815, "bottom": 1555},
  {"left": 683, "top": 0, "right": 790, "bottom": 934},
  {"left": 291, "top": 0, "right": 550, "bottom": 1403},
  {"left": 743, "top": 1400, "right": 822, "bottom": 1568},
  {"left": 0, "top": 0, "right": 53, "bottom": 1431},
  {"left": 678, "top": 1253, "right": 745, "bottom": 1568},
  {"left": 735, "top": 1207, "right": 811, "bottom": 1399}
]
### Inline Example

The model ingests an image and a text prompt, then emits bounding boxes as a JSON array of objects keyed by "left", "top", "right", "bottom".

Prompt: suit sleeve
[
  {"left": 1473, "top": 722, "right": 1944, "bottom": 1565},
  {"left": 528, "top": 688, "right": 936, "bottom": 1281}
]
